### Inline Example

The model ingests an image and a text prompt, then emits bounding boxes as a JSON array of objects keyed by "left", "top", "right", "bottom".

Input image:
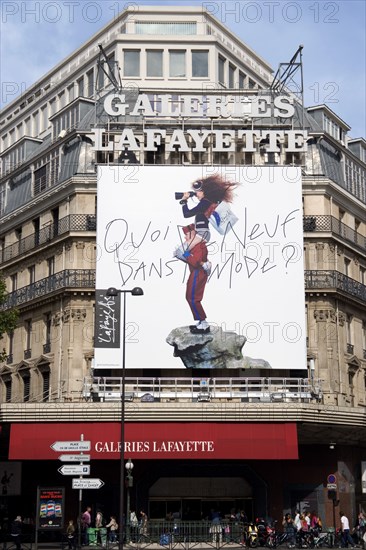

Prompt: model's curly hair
[{"left": 192, "top": 174, "right": 238, "bottom": 203}]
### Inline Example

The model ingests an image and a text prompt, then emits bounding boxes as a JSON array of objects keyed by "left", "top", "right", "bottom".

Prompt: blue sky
[{"left": 1, "top": 0, "right": 365, "bottom": 138}]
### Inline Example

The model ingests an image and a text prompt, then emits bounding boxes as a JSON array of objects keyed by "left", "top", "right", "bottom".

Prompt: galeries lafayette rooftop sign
[
  {"left": 9, "top": 423, "right": 298, "bottom": 460},
  {"left": 91, "top": 93, "right": 307, "bottom": 153}
]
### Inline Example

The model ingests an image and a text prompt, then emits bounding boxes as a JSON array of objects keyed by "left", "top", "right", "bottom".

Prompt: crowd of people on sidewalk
[
  {"left": 282, "top": 509, "right": 366, "bottom": 549},
  {"left": 5, "top": 506, "right": 366, "bottom": 549}
]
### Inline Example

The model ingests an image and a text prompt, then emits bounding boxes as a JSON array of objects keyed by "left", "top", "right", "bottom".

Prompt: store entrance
[
  {"left": 148, "top": 476, "right": 253, "bottom": 520},
  {"left": 149, "top": 497, "right": 253, "bottom": 521}
]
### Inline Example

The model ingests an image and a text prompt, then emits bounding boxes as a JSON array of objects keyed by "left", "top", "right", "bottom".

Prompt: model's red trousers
[{"left": 186, "top": 269, "right": 208, "bottom": 321}]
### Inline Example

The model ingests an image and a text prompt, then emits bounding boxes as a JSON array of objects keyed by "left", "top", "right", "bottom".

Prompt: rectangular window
[
  {"left": 229, "top": 63, "right": 236, "bottom": 88},
  {"left": 29, "top": 265, "right": 35, "bottom": 284},
  {"left": 0, "top": 184, "right": 5, "bottom": 216},
  {"left": 68, "top": 84, "right": 75, "bottom": 102},
  {"left": 124, "top": 50, "right": 140, "bottom": 77},
  {"left": 34, "top": 165, "right": 48, "bottom": 195},
  {"left": 32, "top": 111, "right": 39, "bottom": 136},
  {"left": 218, "top": 55, "right": 225, "bottom": 86},
  {"left": 86, "top": 70, "right": 94, "bottom": 97},
  {"left": 77, "top": 77, "right": 84, "bottom": 97},
  {"left": 147, "top": 50, "right": 163, "bottom": 77},
  {"left": 58, "top": 91, "right": 65, "bottom": 109},
  {"left": 169, "top": 51, "right": 186, "bottom": 77},
  {"left": 192, "top": 51, "right": 208, "bottom": 77},
  {"left": 23, "top": 375, "right": 30, "bottom": 402},
  {"left": 5, "top": 380, "right": 11, "bottom": 402},
  {"left": 48, "top": 256, "right": 55, "bottom": 277},
  {"left": 25, "top": 319, "right": 32, "bottom": 350},
  {"left": 42, "top": 371, "right": 50, "bottom": 402},
  {"left": 41, "top": 105, "right": 48, "bottom": 132},
  {"left": 136, "top": 21, "right": 196, "bottom": 35},
  {"left": 11, "top": 273, "right": 17, "bottom": 292},
  {"left": 45, "top": 312, "right": 52, "bottom": 345}
]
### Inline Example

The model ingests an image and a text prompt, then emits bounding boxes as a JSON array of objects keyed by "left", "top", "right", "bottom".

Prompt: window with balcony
[
  {"left": 33, "top": 217, "right": 40, "bottom": 246},
  {"left": 34, "top": 165, "right": 47, "bottom": 195},
  {"left": 147, "top": 50, "right": 163, "bottom": 77},
  {"left": 28, "top": 265, "right": 35, "bottom": 284},
  {"left": 169, "top": 51, "right": 186, "bottom": 77},
  {"left": 346, "top": 315, "right": 353, "bottom": 354},
  {"left": 11, "top": 273, "right": 17, "bottom": 292},
  {"left": 124, "top": 50, "right": 140, "bottom": 77},
  {"left": 47, "top": 256, "right": 55, "bottom": 277}
]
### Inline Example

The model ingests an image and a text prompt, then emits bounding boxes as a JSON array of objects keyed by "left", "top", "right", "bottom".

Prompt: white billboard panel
[{"left": 95, "top": 166, "right": 306, "bottom": 370}]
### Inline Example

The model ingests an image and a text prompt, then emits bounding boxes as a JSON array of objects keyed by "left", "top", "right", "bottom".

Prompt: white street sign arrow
[
  {"left": 72, "top": 478, "right": 104, "bottom": 489},
  {"left": 58, "top": 465, "right": 91, "bottom": 476},
  {"left": 58, "top": 454, "right": 91, "bottom": 462},
  {"left": 51, "top": 441, "right": 91, "bottom": 452}
]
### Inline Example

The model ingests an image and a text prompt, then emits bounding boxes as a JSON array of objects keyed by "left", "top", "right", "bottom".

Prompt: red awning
[{"left": 9, "top": 422, "right": 298, "bottom": 460}]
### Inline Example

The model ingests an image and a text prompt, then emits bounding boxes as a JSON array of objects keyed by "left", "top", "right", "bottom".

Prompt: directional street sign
[
  {"left": 58, "top": 465, "right": 91, "bottom": 476},
  {"left": 58, "top": 454, "right": 91, "bottom": 462},
  {"left": 51, "top": 441, "right": 91, "bottom": 452},
  {"left": 72, "top": 478, "right": 104, "bottom": 490}
]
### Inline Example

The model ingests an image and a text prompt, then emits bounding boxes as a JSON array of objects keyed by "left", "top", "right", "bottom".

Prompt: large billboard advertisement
[{"left": 95, "top": 166, "right": 306, "bottom": 370}]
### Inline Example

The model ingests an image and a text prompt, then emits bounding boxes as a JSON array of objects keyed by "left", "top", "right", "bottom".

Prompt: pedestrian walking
[
  {"left": 81, "top": 506, "right": 91, "bottom": 546},
  {"left": 340, "top": 511, "right": 356, "bottom": 548},
  {"left": 10, "top": 515, "right": 22, "bottom": 550},
  {"left": 66, "top": 519, "right": 77, "bottom": 549}
]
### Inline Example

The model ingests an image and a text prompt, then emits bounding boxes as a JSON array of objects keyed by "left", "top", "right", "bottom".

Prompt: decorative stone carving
[
  {"left": 314, "top": 310, "right": 329, "bottom": 322},
  {"left": 329, "top": 309, "right": 337, "bottom": 323},
  {"left": 71, "top": 308, "right": 87, "bottom": 321},
  {"left": 337, "top": 312, "right": 346, "bottom": 326}
]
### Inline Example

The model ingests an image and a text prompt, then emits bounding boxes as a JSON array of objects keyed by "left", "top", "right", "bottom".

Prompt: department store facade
[{"left": 0, "top": 5, "right": 365, "bottom": 529}]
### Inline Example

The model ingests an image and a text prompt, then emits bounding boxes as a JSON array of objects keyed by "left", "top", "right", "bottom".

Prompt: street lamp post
[
  {"left": 125, "top": 459, "right": 134, "bottom": 543},
  {"left": 106, "top": 287, "right": 143, "bottom": 550}
]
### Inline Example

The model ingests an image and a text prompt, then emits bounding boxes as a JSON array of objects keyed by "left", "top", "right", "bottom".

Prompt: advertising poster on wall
[
  {"left": 37, "top": 487, "right": 65, "bottom": 530},
  {"left": 95, "top": 165, "right": 306, "bottom": 370},
  {"left": 0, "top": 462, "right": 21, "bottom": 495}
]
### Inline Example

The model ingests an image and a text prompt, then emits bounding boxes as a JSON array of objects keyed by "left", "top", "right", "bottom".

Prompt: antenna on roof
[
  {"left": 270, "top": 45, "right": 304, "bottom": 128},
  {"left": 97, "top": 44, "right": 123, "bottom": 93},
  {"left": 270, "top": 45, "right": 304, "bottom": 95}
]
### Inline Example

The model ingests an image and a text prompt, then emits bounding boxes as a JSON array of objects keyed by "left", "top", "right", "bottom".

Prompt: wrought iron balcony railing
[
  {"left": 1, "top": 215, "right": 364, "bottom": 266},
  {"left": 1, "top": 269, "right": 96, "bottom": 310},
  {"left": 305, "top": 270, "right": 366, "bottom": 303},
  {"left": 1, "top": 270, "right": 365, "bottom": 312},
  {"left": 0, "top": 214, "right": 96, "bottom": 263},
  {"left": 303, "top": 215, "right": 366, "bottom": 251}
]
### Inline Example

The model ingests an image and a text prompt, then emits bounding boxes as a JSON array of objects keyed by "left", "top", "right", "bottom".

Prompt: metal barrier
[
  {"left": 83, "top": 376, "right": 323, "bottom": 405},
  {"left": 103, "top": 521, "right": 247, "bottom": 550}
]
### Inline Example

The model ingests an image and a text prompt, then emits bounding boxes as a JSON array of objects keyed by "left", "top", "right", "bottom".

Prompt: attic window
[{"left": 135, "top": 22, "right": 197, "bottom": 35}]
